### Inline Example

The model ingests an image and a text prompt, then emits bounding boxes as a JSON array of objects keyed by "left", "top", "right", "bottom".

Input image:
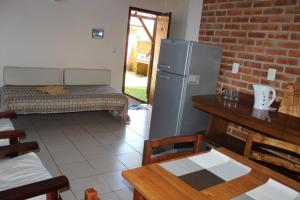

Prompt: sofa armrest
[
  {"left": 0, "top": 176, "right": 69, "bottom": 200},
  {"left": 0, "top": 142, "right": 39, "bottom": 157},
  {"left": 0, "top": 130, "right": 26, "bottom": 139},
  {"left": 0, "top": 111, "right": 16, "bottom": 119}
]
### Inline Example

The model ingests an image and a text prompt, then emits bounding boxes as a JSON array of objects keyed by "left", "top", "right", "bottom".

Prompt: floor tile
[
  {"left": 101, "top": 170, "right": 130, "bottom": 191},
  {"left": 60, "top": 190, "right": 77, "bottom": 200},
  {"left": 113, "top": 128, "right": 144, "bottom": 142},
  {"left": 70, "top": 175, "right": 111, "bottom": 200},
  {"left": 84, "top": 124, "right": 109, "bottom": 135},
  {"left": 38, "top": 152, "right": 62, "bottom": 177},
  {"left": 59, "top": 161, "right": 96, "bottom": 180},
  {"left": 102, "top": 142, "right": 136, "bottom": 156},
  {"left": 63, "top": 125, "right": 87, "bottom": 135},
  {"left": 114, "top": 187, "right": 134, "bottom": 200},
  {"left": 88, "top": 156, "right": 127, "bottom": 174},
  {"left": 93, "top": 133, "right": 123, "bottom": 145},
  {"left": 126, "top": 139, "right": 145, "bottom": 154},
  {"left": 118, "top": 152, "right": 142, "bottom": 169},
  {"left": 51, "top": 148, "right": 85, "bottom": 165},
  {"left": 101, "top": 192, "right": 119, "bottom": 200},
  {"left": 44, "top": 140, "right": 76, "bottom": 153},
  {"left": 77, "top": 144, "right": 112, "bottom": 160},
  {"left": 69, "top": 134, "right": 100, "bottom": 148},
  {"left": 12, "top": 109, "right": 150, "bottom": 199}
]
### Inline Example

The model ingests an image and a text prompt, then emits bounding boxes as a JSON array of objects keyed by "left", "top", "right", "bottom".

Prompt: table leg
[
  {"left": 133, "top": 189, "right": 145, "bottom": 200},
  {"left": 205, "top": 115, "right": 229, "bottom": 135}
]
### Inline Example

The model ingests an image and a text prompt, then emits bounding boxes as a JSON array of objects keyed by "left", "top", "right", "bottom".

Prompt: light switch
[
  {"left": 113, "top": 47, "right": 122, "bottom": 56},
  {"left": 267, "top": 68, "right": 276, "bottom": 81},
  {"left": 232, "top": 63, "right": 239, "bottom": 74}
]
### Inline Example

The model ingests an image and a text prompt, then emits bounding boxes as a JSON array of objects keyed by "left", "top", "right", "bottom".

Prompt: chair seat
[
  {"left": 0, "top": 118, "right": 14, "bottom": 132},
  {"left": 0, "top": 118, "right": 15, "bottom": 146},
  {"left": 0, "top": 139, "right": 9, "bottom": 146},
  {"left": 0, "top": 152, "right": 52, "bottom": 200}
]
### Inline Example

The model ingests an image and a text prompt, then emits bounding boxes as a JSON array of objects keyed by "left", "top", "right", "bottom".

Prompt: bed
[{"left": 0, "top": 67, "right": 129, "bottom": 121}]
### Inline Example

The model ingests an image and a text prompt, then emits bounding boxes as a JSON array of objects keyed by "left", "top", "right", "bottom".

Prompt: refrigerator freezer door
[
  {"left": 149, "top": 71, "right": 186, "bottom": 140},
  {"left": 157, "top": 40, "right": 190, "bottom": 76}
]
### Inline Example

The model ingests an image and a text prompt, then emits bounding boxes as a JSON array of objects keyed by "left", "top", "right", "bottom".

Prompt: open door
[
  {"left": 123, "top": 8, "right": 171, "bottom": 103},
  {"left": 148, "top": 13, "right": 171, "bottom": 105}
]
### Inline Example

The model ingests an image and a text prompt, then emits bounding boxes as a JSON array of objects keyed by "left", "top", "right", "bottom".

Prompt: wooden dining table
[{"left": 122, "top": 148, "right": 300, "bottom": 200}]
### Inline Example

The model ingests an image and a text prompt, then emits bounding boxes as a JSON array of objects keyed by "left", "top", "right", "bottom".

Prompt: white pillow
[
  {"left": 64, "top": 68, "right": 111, "bottom": 85},
  {"left": 3, "top": 66, "right": 62, "bottom": 86}
]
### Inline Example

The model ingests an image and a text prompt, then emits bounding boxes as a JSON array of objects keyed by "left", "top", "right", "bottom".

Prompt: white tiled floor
[{"left": 12, "top": 109, "right": 151, "bottom": 200}]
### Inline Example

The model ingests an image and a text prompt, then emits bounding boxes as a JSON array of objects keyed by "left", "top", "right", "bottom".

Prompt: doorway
[{"left": 122, "top": 7, "right": 171, "bottom": 104}]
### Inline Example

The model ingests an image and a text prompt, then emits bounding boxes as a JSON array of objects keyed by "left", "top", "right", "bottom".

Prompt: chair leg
[
  {"left": 47, "top": 191, "right": 60, "bottom": 200},
  {"left": 9, "top": 138, "right": 18, "bottom": 144},
  {"left": 133, "top": 189, "right": 145, "bottom": 200},
  {"left": 8, "top": 138, "right": 19, "bottom": 157}
]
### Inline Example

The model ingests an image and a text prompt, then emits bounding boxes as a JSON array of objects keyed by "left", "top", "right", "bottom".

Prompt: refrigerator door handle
[
  {"left": 158, "top": 74, "right": 170, "bottom": 80},
  {"left": 158, "top": 64, "right": 171, "bottom": 69}
]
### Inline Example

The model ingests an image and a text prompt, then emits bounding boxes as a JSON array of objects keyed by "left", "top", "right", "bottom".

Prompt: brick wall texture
[{"left": 199, "top": 0, "right": 300, "bottom": 99}]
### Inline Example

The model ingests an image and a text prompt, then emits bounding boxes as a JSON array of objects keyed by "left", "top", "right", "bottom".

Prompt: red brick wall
[{"left": 199, "top": 0, "right": 300, "bottom": 99}]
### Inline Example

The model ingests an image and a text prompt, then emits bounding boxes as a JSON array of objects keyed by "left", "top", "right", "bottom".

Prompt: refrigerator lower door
[{"left": 149, "top": 71, "right": 186, "bottom": 140}]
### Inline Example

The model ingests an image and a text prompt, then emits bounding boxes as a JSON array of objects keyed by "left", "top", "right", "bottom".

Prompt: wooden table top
[
  {"left": 192, "top": 94, "right": 300, "bottom": 145},
  {"left": 122, "top": 148, "right": 300, "bottom": 200}
]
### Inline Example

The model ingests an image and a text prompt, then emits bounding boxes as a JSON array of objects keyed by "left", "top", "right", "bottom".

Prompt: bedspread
[{"left": 0, "top": 85, "right": 129, "bottom": 121}]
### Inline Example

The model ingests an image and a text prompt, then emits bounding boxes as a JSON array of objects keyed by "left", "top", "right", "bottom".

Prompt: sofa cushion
[
  {"left": 3, "top": 66, "right": 62, "bottom": 86},
  {"left": 64, "top": 68, "right": 111, "bottom": 85},
  {"left": 0, "top": 152, "right": 52, "bottom": 200}
]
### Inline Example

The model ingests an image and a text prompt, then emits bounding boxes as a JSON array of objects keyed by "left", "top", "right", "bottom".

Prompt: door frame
[
  {"left": 122, "top": 7, "right": 169, "bottom": 103},
  {"left": 147, "top": 12, "right": 172, "bottom": 105}
]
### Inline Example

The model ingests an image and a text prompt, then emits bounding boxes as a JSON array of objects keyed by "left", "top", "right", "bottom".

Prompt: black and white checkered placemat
[{"left": 159, "top": 149, "right": 251, "bottom": 191}]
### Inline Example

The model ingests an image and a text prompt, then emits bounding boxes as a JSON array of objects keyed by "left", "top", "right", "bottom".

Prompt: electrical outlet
[
  {"left": 232, "top": 63, "right": 239, "bottom": 74},
  {"left": 267, "top": 68, "right": 276, "bottom": 81}
]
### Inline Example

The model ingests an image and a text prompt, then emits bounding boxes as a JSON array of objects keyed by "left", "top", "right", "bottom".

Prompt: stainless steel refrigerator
[{"left": 149, "top": 39, "right": 222, "bottom": 140}]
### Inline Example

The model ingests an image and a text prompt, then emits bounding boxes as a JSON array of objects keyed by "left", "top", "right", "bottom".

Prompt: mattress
[
  {"left": 0, "top": 152, "right": 51, "bottom": 200},
  {"left": 0, "top": 85, "right": 129, "bottom": 121}
]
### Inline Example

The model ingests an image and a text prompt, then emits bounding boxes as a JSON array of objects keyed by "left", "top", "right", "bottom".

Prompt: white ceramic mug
[{"left": 253, "top": 84, "right": 276, "bottom": 110}]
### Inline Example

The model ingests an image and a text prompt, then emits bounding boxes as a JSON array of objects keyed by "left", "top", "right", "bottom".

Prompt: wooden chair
[
  {"left": 85, "top": 188, "right": 101, "bottom": 200},
  {"left": 0, "top": 111, "right": 16, "bottom": 119},
  {"left": 0, "top": 142, "right": 69, "bottom": 200},
  {"left": 133, "top": 134, "right": 202, "bottom": 200},
  {"left": 142, "top": 134, "right": 202, "bottom": 165},
  {"left": 0, "top": 111, "right": 26, "bottom": 146},
  {"left": 244, "top": 134, "right": 300, "bottom": 178}
]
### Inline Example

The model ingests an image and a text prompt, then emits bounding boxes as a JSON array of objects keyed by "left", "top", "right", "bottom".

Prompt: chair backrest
[
  {"left": 244, "top": 134, "right": 300, "bottom": 173},
  {"left": 142, "top": 134, "right": 202, "bottom": 165}
]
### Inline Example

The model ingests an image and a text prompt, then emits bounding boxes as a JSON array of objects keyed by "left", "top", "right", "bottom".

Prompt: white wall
[
  {"left": 165, "top": 0, "right": 189, "bottom": 40},
  {"left": 165, "top": 0, "right": 202, "bottom": 41},
  {"left": 185, "top": 0, "right": 203, "bottom": 41},
  {"left": 0, "top": 0, "right": 203, "bottom": 89},
  {"left": 0, "top": 0, "right": 167, "bottom": 89}
]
